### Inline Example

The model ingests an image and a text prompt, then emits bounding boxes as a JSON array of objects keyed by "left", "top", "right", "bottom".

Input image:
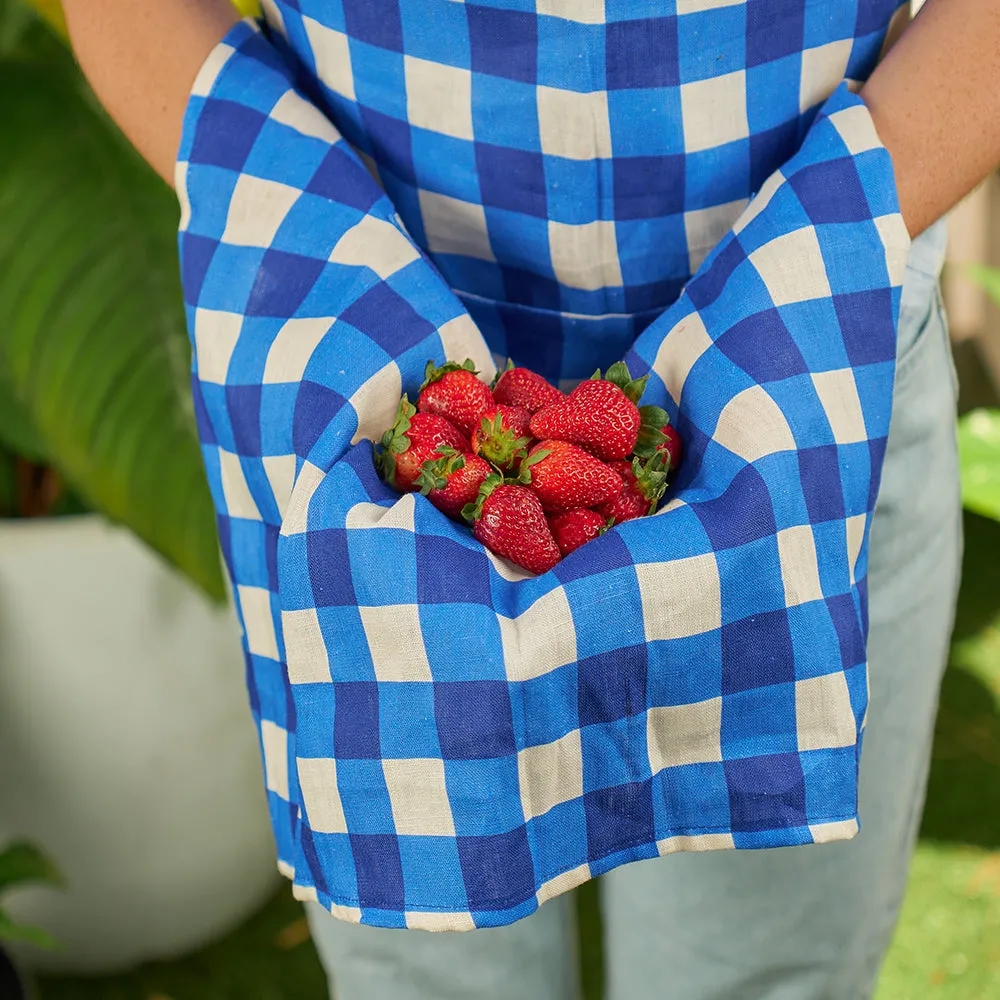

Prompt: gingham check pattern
[
  {"left": 253, "top": 0, "right": 906, "bottom": 385},
  {"left": 176, "top": 10, "right": 910, "bottom": 930}
]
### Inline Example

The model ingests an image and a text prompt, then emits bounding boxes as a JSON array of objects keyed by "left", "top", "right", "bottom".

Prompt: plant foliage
[{"left": 0, "top": 3, "right": 223, "bottom": 598}]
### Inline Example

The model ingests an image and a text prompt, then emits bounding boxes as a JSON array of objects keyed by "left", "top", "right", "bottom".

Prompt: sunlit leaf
[
  {"left": 958, "top": 408, "right": 1000, "bottom": 523},
  {"left": 966, "top": 263, "right": 1000, "bottom": 311}
]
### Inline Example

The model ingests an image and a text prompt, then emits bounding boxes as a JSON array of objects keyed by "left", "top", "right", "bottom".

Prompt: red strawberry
[
  {"left": 471, "top": 405, "right": 533, "bottom": 471},
  {"left": 518, "top": 440, "right": 624, "bottom": 512},
  {"left": 529, "top": 362, "right": 648, "bottom": 461},
  {"left": 657, "top": 424, "right": 684, "bottom": 471},
  {"left": 596, "top": 453, "right": 670, "bottom": 525},
  {"left": 417, "top": 359, "right": 495, "bottom": 436},
  {"left": 377, "top": 395, "right": 469, "bottom": 491},
  {"left": 633, "top": 404, "right": 683, "bottom": 471},
  {"left": 414, "top": 447, "right": 492, "bottom": 520},
  {"left": 492, "top": 360, "right": 565, "bottom": 413},
  {"left": 463, "top": 474, "right": 561, "bottom": 575},
  {"left": 547, "top": 508, "right": 612, "bottom": 556}
]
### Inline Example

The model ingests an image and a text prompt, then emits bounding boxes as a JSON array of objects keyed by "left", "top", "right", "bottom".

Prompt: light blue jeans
[{"left": 305, "top": 218, "right": 962, "bottom": 1000}]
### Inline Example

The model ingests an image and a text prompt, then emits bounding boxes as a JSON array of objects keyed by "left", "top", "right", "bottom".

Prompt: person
[{"left": 59, "top": 1, "right": 997, "bottom": 998}]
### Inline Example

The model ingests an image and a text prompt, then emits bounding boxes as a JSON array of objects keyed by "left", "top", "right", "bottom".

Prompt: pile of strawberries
[{"left": 376, "top": 359, "right": 683, "bottom": 575}]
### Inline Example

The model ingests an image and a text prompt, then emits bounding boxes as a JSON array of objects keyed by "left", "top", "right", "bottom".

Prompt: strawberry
[
  {"left": 491, "top": 359, "right": 565, "bottom": 413},
  {"left": 463, "top": 474, "right": 561, "bottom": 575},
  {"left": 633, "top": 404, "right": 683, "bottom": 471},
  {"left": 529, "top": 362, "right": 648, "bottom": 461},
  {"left": 518, "top": 440, "right": 624, "bottom": 512},
  {"left": 471, "top": 405, "right": 533, "bottom": 471},
  {"left": 377, "top": 395, "right": 469, "bottom": 491},
  {"left": 414, "top": 447, "right": 492, "bottom": 520},
  {"left": 417, "top": 358, "right": 495, "bottom": 437},
  {"left": 596, "top": 452, "right": 670, "bottom": 525},
  {"left": 656, "top": 423, "right": 684, "bottom": 471},
  {"left": 547, "top": 508, "right": 612, "bottom": 556}
]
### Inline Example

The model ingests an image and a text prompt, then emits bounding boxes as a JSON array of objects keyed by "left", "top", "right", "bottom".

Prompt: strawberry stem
[
  {"left": 420, "top": 358, "right": 478, "bottom": 393},
  {"left": 592, "top": 361, "right": 649, "bottom": 403},
  {"left": 516, "top": 447, "right": 551, "bottom": 484},
  {"left": 414, "top": 447, "right": 467, "bottom": 495},
  {"left": 489, "top": 357, "right": 515, "bottom": 391},
  {"left": 634, "top": 404, "right": 671, "bottom": 458},
  {"left": 631, "top": 451, "right": 670, "bottom": 510},
  {"left": 461, "top": 471, "right": 504, "bottom": 523},
  {"left": 376, "top": 395, "right": 417, "bottom": 487}
]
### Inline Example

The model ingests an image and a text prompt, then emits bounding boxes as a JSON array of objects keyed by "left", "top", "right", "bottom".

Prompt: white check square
[
  {"left": 681, "top": 71, "right": 749, "bottom": 152},
  {"left": 796, "top": 672, "right": 857, "bottom": 752},
  {"left": 548, "top": 219, "right": 623, "bottom": 291},
  {"left": 194, "top": 308, "right": 242, "bottom": 385},
  {"left": 382, "top": 758, "right": 457, "bottom": 836},
  {"left": 537, "top": 87, "right": 612, "bottom": 160},
  {"left": 518, "top": 729, "right": 584, "bottom": 820},
  {"left": 638, "top": 554, "right": 722, "bottom": 641},
  {"left": 303, "top": 18, "right": 355, "bottom": 101},
  {"left": 419, "top": 190, "right": 495, "bottom": 261},
  {"left": 359, "top": 604, "right": 432, "bottom": 681},
  {"left": 749, "top": 226, "right": 832, "bottom": 306},
  {"left": 404, "top": 55, "right": 474, "bottom": 140},
  {"left": 647, "top": 698, "right": 723, "bottom": 771},
  {"left": 811, "top": 369, "right": 868, "bottom": 445},
  {"left": 222, "top": 174, "right": 301, "bottom": 249}
]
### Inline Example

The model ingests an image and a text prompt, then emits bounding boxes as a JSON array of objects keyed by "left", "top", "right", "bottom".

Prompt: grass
[{"left": 33, "top": 510, "right": 1000, "bottom": 1000}]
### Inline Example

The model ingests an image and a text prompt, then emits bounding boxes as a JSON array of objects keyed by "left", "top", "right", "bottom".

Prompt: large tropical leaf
[{"left": 0, "top": 39, "right": 224, "bottom": 599}]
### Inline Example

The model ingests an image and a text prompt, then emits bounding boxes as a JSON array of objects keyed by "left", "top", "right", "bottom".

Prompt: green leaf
[
  {"left": 419, "top": 357, "right": 477, "bottom": 392},
  {"left": 965, "top": 263, "right": 1000, "bottom": 311},
  {"left": 0, "top": 447, "right": 16, "bottom": 517},
  {"left": 600, "top": 361, "right": 649, "bottom": 403},
  {"left": 958, "top": 408, "right": 1000, "bottom": 523},
  {"left": 0, "top": 841, "right": 63, "bottom": 892},
  {"left": 0, "top": 55, "right": 224, "bottom": 598},
  {"left": 516, "top": 447, "right": 550, "bottom": 484},
  {"left": 634, "top": 404, "right": 671, "bottom": 459},
  {"left": 0, "top": 906, "right": 58, "bottom": 949},
  {"left": 461, "top": 471, "right": 502, "bottom": 523},
  {"left": 0, "top": 363, "right": 46, "bottom": 460},
  {"left": 489, "top": 357, "right": 514, "bottom": 391}
]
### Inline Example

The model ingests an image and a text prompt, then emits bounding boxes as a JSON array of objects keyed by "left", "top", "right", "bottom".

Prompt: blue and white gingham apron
[{"left": 176, "top": 1, "right": 912, "bottom": 930}]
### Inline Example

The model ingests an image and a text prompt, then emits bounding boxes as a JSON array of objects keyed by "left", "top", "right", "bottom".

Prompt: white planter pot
[{"left": 0, "top": 515, "right": 279, "bottom": 973}]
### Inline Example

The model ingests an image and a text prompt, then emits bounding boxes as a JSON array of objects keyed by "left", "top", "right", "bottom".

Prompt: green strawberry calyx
[
  {"left": 414, "top": 445, "right": 466, "bottom": 496},
  {"left": 515, "top": 447, "right": 552, "bottom": 485},
  {"left": 590, "top": 361, "right": 650, "bottom": 404},
  {"left": 375, "top": 395, "right": 417, "bottom": 487},
  {"left": 597, "top": 516, "right": 615, "bottom": 537},
  {"left": 420, "top": 357, "right": 478, "bottom": 393},
  {"left": 461, "top": 471, "right": 505, "bottom": 523},
  {"left": 631, "top": 450, "right": 670, "bottom": 512},
  {"left": 634, "top": 404, "right": 672, "bottom": 459},
  {"left": 489, "top": 357, "right": 515, "bottom": 391},
  {"left": 476, "top": 411, "right": 532, "bottom": 470}
]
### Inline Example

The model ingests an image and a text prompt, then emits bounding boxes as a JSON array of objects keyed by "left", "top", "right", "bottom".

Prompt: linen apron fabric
[
  {"left": 301, "top": 220, "right": 961, "bottom": 1000},
  {"left": 176, "top": 3, "right": 911, "bottom": 930}
]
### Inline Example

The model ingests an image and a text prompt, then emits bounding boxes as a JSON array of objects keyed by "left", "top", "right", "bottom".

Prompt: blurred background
[{"left": 0, "top": 1, "right": 998, "bottom": 998}]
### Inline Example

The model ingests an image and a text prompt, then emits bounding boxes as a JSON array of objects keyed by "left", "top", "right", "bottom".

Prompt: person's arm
[
  {"left": 61, "top": 0, "right": 239, "bottom": 185},
  {"left": 861, "top": 0, "right": 1000, "bottom": 237}
]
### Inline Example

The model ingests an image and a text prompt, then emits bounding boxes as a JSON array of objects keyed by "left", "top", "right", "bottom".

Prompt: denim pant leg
[
  {"left": 600, "top": 218, "right": 962, "bottom": 1000},
  {"left": 304, "top": 892, "right": 579, "bottom": 1000}
]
